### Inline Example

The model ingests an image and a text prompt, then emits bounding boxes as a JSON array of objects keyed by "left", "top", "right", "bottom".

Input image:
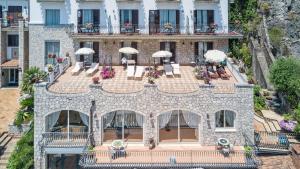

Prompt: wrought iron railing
[
  {"left": 77, "top": 24, "right": 100, "bottom": 33},
  {"left": 41, "top": 132, "right": 88, "bottom": 148},
  {"left": 254, "top": 131, "right": 291, "bottom": 150},
  {"left": 120, "top": 24, "right": 140, "bottom": 34},
  {"left": 79, "top": 150, "right": 259, "bottom": 168},
  {"left": 149, "top": 24, "right": 180, "bottom": 35}
]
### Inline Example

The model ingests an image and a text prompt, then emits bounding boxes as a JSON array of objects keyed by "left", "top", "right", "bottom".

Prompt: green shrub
[
  {"left": 7, "top": 128, "right": 34, "bottom": 169},
  {"left": 253, "top": 85, "right": 267, "bottom": 112},
  {"left": 260, "top": 2, "right": 271, "bottom": 13},
  {"left": 268, "top": 27, "right": 284, "bottom": 48},
  {"left": 20, "top": 97, "right": 34, "bottom": 111},
  {"left": 239, "top": 43, "right": 252, "bottom": 67}
]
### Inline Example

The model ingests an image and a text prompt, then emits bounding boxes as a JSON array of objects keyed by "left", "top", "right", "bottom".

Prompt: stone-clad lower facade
[
  {"left": 29, "top": 24, "right": 229, "bottom": 69},
  {"left": 34, "top": 82, "right": 254, "bottom": 169}
]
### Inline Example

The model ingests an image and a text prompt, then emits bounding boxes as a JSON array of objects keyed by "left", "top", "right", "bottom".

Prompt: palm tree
[{"left": 21, "top": 67, "right": 47, "bottom": 94}]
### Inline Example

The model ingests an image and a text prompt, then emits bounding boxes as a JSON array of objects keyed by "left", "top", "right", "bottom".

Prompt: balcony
[
  {"left": 149, "top": 24, "right": 180, "bottom": 35},
  {"left": 77, "top": 24, "right": 100, "bottom": 34},
  {"left": 41, "top": 132, "right": 88, "bottom": 148},
  {"left": 79, "top": 147, "right": 259, "bottom": 168},
  {"left": 120, "top": 24, "right": 140, "bottom": 35}
]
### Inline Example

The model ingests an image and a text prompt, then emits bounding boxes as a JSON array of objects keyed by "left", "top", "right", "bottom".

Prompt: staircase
[{"left": 0, "top": 132, "right": 16, "bottom": 169}]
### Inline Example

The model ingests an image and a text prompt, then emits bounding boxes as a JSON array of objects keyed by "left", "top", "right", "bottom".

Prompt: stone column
[{"left": 18, "top": 20, "right": 25, "bottom": 86}]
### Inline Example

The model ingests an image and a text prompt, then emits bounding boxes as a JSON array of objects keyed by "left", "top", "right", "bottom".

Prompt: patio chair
[
  {"left": 71, "top": 62, "right": 83, "bottom": 75},
  {"left": 164, "top": 64, "right": 174, "bottom": 77},
  {"left": 171, "top": 64, "right": 181, "bottom": 77},
  {"left": 208, "top": 71, "right": 219, "bottom": 79},
  {"left": 134, "top": 66, "right": 144, "bottom": 80},
  {"left": 86, "top": 63, "right": 99, "bottom": 76},
  {"left": 127, "top": 65, "right": 135, "bottom": 79}
]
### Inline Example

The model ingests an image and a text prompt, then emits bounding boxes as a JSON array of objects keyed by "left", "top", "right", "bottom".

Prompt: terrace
[
  {"left": 79, "top": 144, "right": 259, "bottom": 168},
  {"left": 47, "top": 61, "right": 245, "bottom": 94}
]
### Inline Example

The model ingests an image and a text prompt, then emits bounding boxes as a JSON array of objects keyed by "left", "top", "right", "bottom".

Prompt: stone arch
[{"left": 99, "top": 109, "right": 147, "bottom": 118}]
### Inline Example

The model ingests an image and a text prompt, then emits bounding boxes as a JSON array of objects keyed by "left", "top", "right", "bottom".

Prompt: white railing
[
  {"left": 42, "top": 132, "right": 88, "bottom": 147},
  {"left": 47, "top": 57, "right": 70, "bottom": 84}
]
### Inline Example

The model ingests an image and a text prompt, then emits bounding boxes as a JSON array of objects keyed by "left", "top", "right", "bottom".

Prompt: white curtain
[
  {"left": 103, "top": 112, "right": 116, "bottom": 129},
  {"left": 160, "top": 10, "right": 168, "bottom": 32},
  {"left": 182, "top": 111, "right": 200, "bottom": 128},
  {"left": 169, "top": 10, "right": 176, "bottom": 32},
  {"left": 225, "top": 110, "right": 235, "bottom": 127},
  {"left": 47, "top": 111, "right": 61, "bottom": 131},
  {"left": 79, "top": 112, "right": 89, "bottom": 127},
  {"left": 83, "top": 10, "right": 93, "bottom": 24},
  {"left": 159, "top": 111, "right": 173, "bottom": 129},
  {"left": 135, "top": 113, "right": 144, "bottom": 127}
]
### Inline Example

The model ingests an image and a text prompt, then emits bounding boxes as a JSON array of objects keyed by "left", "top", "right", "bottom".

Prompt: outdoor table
[
  {"left": 111, "top": 140, "right": 126, "bottom": 159},
  {"left": 218, "top": 138, "right": 230, "bottom": 147}
]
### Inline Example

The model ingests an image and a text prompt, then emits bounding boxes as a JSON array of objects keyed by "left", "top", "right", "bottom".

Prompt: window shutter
[
  {"left": 132, "top": 10, "right": 139, "bottom": 26},
  {"left": 207, "top": 10, "right": 214, "bottom": 25},
  {"left": 93, "top": 42, "right": 99, "bottom": 63},
  {"left": 93, "top": 10, "right": 100, "bottom": 25},
  {"left": 194, "top": 10, "right": 197, "bottom": 26},
  {"left": 0, "top": 6, "right": 2, "bottom": 18},
  {"left": 194, "top": 42, "right": 199, "bottom": 56},
  {"left": 176, "top": 10, "right": 180, "bottom": 26},
  {"left": 78, "top": 10, "right": 83, "bottom": 25},
  {"left": 160, "top": 42, "right": 166, "bottom": 50}
]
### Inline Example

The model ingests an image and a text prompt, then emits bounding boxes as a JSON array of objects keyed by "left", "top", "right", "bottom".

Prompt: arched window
[{"left": 215, "top": 110, "right": 235, "bottom": 128}]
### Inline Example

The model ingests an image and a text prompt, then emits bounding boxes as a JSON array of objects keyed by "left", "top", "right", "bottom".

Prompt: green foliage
[
  {"left": 14, "top": 110, "right": 33, "bottom": 127},
  {"left": 244, "top": 145, "right": 253, "bottom": 156},
  {"left": 20, "top": 97, "right": 34, "bottom": 110},
  {"left": 268, "top": 27, "right": 284, "bottom": 48},
  {"left": 260, "top": 2, "right": 271, "bottom": 13},
  {"left": 253, "top": 85, "right": 267, "bottom": 112},
  {"left": 21, "top": 67, "right": 47, "bottom": 94},
  {"left": 283, "top": 113, "right": 294, "bottom": 121},
  {"left": 239, "top": 43, "right": 252, "bottom": 67},
  {"left": 269, "top": 57, "right": 300, "bottom": 108},
  {"left": 7, "top": 128, "right": 34, "bottom": 169}
]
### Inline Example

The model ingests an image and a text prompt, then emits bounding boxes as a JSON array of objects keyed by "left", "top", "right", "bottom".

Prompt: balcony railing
[
  {"left": 79, "top": 150, "right": 259, "bottom": 168},
  {"left": 254, "top": 131, "right": 291, "bottom": 150},
  {"left": 41, "top": 132, "right": 88, "bottom": 148},
  {"left": 77, "top": 24, "right": 101, "bottom": 34},
  {"left": 149, "top": 24, "right": 180, "bottom": 35},
  {"left": 120, "top": 24, "right": 140, "bottom": 34}
]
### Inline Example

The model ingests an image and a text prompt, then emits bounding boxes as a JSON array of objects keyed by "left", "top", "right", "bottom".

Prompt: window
[
  {"left": 77, "top": 9, "right": 100, "bottom": 33},
  {"left": 149, "top": 10, "right": 179, "bottom": 34},
  {"left": 120, "top": 10, "right": 139, "bottom": 33},
  {"left": 194, "top": 41, "right": 213, "bottom": 60},
  {"left": 45, "top": 41, "right": 60, "bottom": 65},
  {"left": 194, "top": 10, "right": 214, "bottom": 32},
  {"left": 8, "top": 35, "right": 19, "bottom": 47},
  {"left": 45, "top": 9, "right": 60, "bottom": 25},
  {"left": 215, "top": 110, "right": 235, "bottom": 128}
]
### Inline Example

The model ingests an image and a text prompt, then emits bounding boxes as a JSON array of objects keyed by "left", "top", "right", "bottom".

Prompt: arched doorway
[
  {"left": 158, "top": 110, "right": 200, "bottom": 143},
  {"left": 102, "top": 110, "right": 144, "bottom": 142},
  {"left": 45, "top": 110, "right": 89, "bottom": 133}
]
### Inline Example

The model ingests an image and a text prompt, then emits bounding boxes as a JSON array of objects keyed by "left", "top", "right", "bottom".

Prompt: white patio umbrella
[
  {"left": 75, "top": 48, "right": 95, "bottom": 55},
  {"left": 204, "top": 50, "right": 227, "bottom": 63},
  {"left": 152, "top": 51, "right": 172, "bottom": 58},
  {"left": 119, "top": 47, "right": 139, "bottom": 55}
]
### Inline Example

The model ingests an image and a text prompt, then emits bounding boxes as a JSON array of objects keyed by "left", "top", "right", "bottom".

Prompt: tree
[
  {"left": 21, "top": 67, "right": 47, "bottom": 95},
  {"left": 269, "top": 57, "right": 300, "bottom": 107}
]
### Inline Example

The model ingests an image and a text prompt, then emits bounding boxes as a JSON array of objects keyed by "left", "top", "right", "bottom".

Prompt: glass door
[{"left": 9, "top": 69, "right": 18, "bottom": 85}]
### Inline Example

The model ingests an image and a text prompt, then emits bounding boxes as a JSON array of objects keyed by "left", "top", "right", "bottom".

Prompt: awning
[{"left": 0, "top": 59, "right": 19, "bottom": 68}]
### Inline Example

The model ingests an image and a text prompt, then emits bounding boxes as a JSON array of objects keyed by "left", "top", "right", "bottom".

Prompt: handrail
[
  {"left": 80, "top": 149, "right": 259, "bottom": 168},
  {"left": 41, "top": 132, "right": 88, "bottom": 147}
]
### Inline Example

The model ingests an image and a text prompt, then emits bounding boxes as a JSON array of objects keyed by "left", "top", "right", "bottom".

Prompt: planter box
[{"left": 8, "top": 121, "right": 32, "bottom": 136}]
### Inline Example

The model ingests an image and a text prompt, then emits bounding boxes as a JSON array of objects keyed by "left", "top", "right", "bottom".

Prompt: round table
[
  {"left": 218, "top": 138, "right": 230, "bottom": 147},
  {"left": 111, "top": 140, "right": 124, "bottom": 150}
]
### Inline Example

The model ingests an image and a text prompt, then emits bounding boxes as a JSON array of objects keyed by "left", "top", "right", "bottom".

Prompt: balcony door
[
  {"left": 160, "top": 42, "right": 176, "bottom": 63},
  {"left": 149, "top": 10, "right": 179, "bottom": 34},
  {"left": 120, "top": 41, "right": 138, "bottom": 64},
  {"left": 77, "top": 9, "right": 100, "bottom": 33},
  {"left": 120, "top": 9, "right": 139, "bottom": 33},
  {"left": 8, "top": 69, "right": 18, "bottom": 85},
  {"left": 7, "top": 6, "right": 22, "bottom": 26},
  {"left": 158, "top": 110, "right": 200, "bottom": 143},
  {"left": 194, "top": 10, "right": 214, "bottom": 33},
  {"left": 194, "top": 42, "right": 213, "bottom": 63}
]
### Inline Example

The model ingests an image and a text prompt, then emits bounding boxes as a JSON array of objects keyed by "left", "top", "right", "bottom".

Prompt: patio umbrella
[
  {"left": 152, "top": 51, "right": 172, "bottom": 58},
  {"left": 75, "top": 48, "right": 95, "bottom": 55},
  {"left": 204, "top": 50, "right": 227, "bottom": 63},
  {"left": 119, "top": 47, "right": 139, "bottom": 55}
]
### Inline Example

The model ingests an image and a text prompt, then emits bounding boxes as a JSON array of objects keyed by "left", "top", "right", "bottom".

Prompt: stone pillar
[
  {"left": 18, "top": 20, "right": 25, "bottom": 86},
  {"left": 34, "top": 82, "right": 48, "bottom": 169}
]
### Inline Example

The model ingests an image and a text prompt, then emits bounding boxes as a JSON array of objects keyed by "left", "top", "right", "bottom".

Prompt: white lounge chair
[
  {"left": 134, "top": 66, "right": 144, "bottom": 80},
  {"left": 171, "top": 63, "right": 181, "bottom": 77},
  {"left": 71, "top": 62, "right": 83, "bottom": 75},
  {"left": 86, "top": 63, "right": 99, "bottom": 76},
  {"left": 127, "top": 65, "right": 135, "bottom": 79},
  {"left": 164, "top": 64, "right": 174, "bottom": 77}
]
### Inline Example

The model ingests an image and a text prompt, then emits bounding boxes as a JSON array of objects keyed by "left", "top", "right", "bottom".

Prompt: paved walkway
[
  {"left": 259, "top": 155, "right": 297, "bottom": 169},
  {"left": 0, "top": 88, "right": 20, "bottom": 133},
  {"left": 0, "top": 137, "right": 19, "bottom": 169}
]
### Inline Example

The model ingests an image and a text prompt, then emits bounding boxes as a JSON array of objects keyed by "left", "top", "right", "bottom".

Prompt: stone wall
[
  {"left": 34, "top": 82, "right": 254, "bottom": 169},
  {"left": 29, "top": 24, "right": 75, "bottom": 70}
]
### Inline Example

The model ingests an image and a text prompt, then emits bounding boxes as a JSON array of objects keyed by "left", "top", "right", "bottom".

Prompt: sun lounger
[
  {"left": 127, "top": 65, "right": 135, "bottom": 79},
  {"left": 171, "top": 63, "right": 181, "bottom": 77},
  {"left": 71, "top": 62, "right": 83, "bottom": 75},
  {"left": 164, "top": 64, "right": 174, "bottom": 77},
  {"left": 208, "top": 71, "right": 219, "bottom": 79},
  {"left": 86, "top": 63, "right": 99, "bottom": 76},
  {"left": 135, "top": 66, "right": 144, "bottom": 80}
]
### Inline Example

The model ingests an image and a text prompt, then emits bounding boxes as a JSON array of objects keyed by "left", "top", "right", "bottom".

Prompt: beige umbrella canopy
[
  {"left": 119, "top": 47, "right": 139, "bottom": 55},
  {"left": 152, "top": 51, "right": 172, "bottom": 58},
  {"left": 204, "top": 50, "right": 227, "bottom": 63},
  {"left": 75, "top": 47, "right": 95, "bottom": 55}
]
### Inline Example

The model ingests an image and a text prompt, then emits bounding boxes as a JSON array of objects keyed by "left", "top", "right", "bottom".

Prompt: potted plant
[
  {"left": 100, "top": 66, "right": 115, "bottom": 79},
  {"left": 244, "top": 145, "right": 253, "bottom": 158},
  {"left": 47, "top": 64, "right": 54, "bottom": 72},
  {"left": 148, "top": 76, "right": 155, "bottom": 84},
  {"left": 202, "top": 71, "right": 211, "bottom": 84},
  {"left": 92, "top": 76, "right": 100, "bottom": 84},
  {"left": 163, "top": 23, "right": 174, "bottom": 34},
  {"left": 56, "top": 57, "right": 64, "bottom": 64},
  {"left": 48, "top": 53, "right": 53, "bottom": 58}
]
